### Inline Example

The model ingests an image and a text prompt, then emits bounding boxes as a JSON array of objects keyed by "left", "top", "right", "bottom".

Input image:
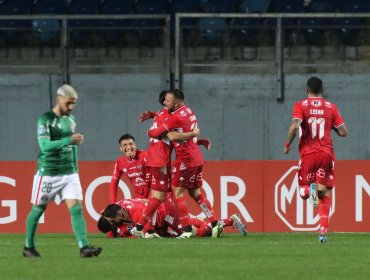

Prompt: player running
[{"left": 284, "top": 77, "right": 348, "bottom": 243}]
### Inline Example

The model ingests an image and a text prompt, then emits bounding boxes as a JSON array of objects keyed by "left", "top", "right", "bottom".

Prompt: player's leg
[
  {"left": 63, "top": 174, "right": 101, "bottom": 257},
  {"left": 315, "top": 155, "right": 335, "bottom": 243},
  {"left": 297, "top": 156, "right": 318, "bottom": 205},
  {"left": 24, "top": 174, "right": 51, "bottom": 257},
  {"left": 173, "top": 185, "right": 194, "bottom": 239},
  {"left": 317, "top": 186, "right": 331, "bottom": 243},
  {"left": 131, "top": 166, "right": 169, "bottom": 238}
]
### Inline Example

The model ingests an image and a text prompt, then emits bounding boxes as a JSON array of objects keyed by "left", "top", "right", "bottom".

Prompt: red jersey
[
  {"left": 146, "top": 108, "right": 172, "bottom": 167},
  {"left": 116, "top": 198, "right": 147, "bottom": 224},
  {"left": 148, "top": 105, "right": 203, "bottom": 167},
  {"left": 292, "top": 97, "right": 345, "bottom": 159},
  {"left": 109, "top": 150, "right": 150, "bottom": 203}
]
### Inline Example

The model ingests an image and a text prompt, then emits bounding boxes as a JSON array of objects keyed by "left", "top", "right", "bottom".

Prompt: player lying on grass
[{"left": 97, "top": 198, "right": 247, "bottom": 238}]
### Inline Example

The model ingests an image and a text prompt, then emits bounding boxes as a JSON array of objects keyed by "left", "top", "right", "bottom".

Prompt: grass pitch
[{"left": 1, "top": 233, "right": 369, "bottom": 280}]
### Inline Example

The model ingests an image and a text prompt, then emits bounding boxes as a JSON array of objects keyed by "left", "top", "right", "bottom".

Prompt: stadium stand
[
  {"left": 0, "top": 0, "right": 33, "bottom": 46},
  {"left": 99, "top": 0, "right": 135, "bottom": 46},
  {"left": 32, "top": 0, "right": 67, "bottom": 46},
  {"left": 68, "top": 0, "right": 101, "bottom": 46},
  {"left": 299, "top": 0, "right": 337, "bottom": 45}
]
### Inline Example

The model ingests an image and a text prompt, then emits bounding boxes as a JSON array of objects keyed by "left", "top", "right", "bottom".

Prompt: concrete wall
[{"left": 0, "top": 72, "right": 368, "bottom": 161}]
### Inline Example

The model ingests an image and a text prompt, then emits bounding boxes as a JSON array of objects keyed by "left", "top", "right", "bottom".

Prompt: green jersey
[{"left": 36, "top": 110, "right": 78, "bottom": 176}]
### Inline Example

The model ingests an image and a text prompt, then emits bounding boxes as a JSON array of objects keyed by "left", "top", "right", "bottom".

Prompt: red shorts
[
  {"left": 148, "top": 165, "right": 171, "bottom": 192},
  {"left": 298, "top": 152, "right": 335, "bottom": 188},
  {"left": 171, "top": 163, "right": 203, "bottom": 189}
]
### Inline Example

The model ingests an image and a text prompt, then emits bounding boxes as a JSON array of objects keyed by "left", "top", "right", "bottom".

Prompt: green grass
[{"left": 1, "top": 233, "right": 369, "bottom": 280}]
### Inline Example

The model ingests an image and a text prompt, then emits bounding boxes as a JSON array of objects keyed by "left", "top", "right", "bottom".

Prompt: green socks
[
  {"left": 25, "top": 205, "right": 45, "bottom": 248},
  {"left": 69, "top": 204, "right": 88, "bottom": 248}
]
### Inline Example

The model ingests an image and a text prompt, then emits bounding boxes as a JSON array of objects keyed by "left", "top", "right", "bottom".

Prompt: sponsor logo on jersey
[
  {"left": 179, "top": 110, "right": 187, "bottom": 117},
  {"left": 311, "top": 100, "right": 322, "bottom": 107},
  {"left": 38, "top": 125, "right": 47, "bottom": 134},
  {"left": 325, "top": 102, "right": 332, "bottom": 108}
]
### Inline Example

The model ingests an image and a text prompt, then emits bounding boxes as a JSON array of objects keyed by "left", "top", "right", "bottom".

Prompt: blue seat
[
  {"left": 69, "top": 0, "right": 101, "bottom": 14},
  {"left": 171, "top": 0, "right": 202, "bottom": 12},
  {"left": 0, "top": 0, "right": 33, "bottom": 14},
  {"left": 241, "top": 0, "right": 270, "bottom": 13},
  {"left": 32, "top": 1, "right": 67, "bottom": 45},
  {"left": 0, "top": 0, "right": 34, "bottom": 45},
  {"left": 68, "top": 0, "right": 101, "bottom": 46},
  {"left": 207, "top": 0, "right": 241, "bottom": 13},
  {"left": 335, "top": 1, "right": 370, "bottom": 45},
  {"left": 102, "top": 0, "right": 135, "bottom": 14},
  {"left": 299, "top": 1, "right": 336, "bottom": 45},
  {"left": 197, "top": 17, "right": 227, "bottom": 45},
  {"left": 231, "top": 18, "right": 262, "bottom": 46},
  {"left": 136, "top": 0, "right": 168, "bottom": 14}
]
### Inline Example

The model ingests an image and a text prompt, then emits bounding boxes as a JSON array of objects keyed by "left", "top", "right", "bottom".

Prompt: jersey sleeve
[
  {"left": 292, "top": 102, "right": 303, "bottom": 121},
  {"left": 332, "top": 104, "right": 345, "bottom": 128},
  {"left": 109, "top": 161, "right": 123, "bottom": 203},
  {"left": 37, "top": 117, "right": 71, "bottom": 153}
]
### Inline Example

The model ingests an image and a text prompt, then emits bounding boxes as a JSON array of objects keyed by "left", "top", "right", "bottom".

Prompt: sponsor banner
[{"left": 0, "top": 161, "right": 369, "bottom": 233}]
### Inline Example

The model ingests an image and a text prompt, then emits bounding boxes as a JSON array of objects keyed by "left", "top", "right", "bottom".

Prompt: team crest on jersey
[
  {"left": 311, "top": 100, "right": 322, "bottom": 107},
  {"left": 38, "top": 125, "right": 47, "bottom": 134}
]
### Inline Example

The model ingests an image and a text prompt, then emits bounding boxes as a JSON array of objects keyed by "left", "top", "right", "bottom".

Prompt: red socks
[
  {"left": 138, "top": 197, "right": 161, "bottom": 226},
  {"left": 174, "top": 196, "right": 191, "bottom": 229},
  {"left": 194, "top": 193, "right": 217, "bottom": 223},
  {"left": 319, "top": 195, "right": 331, "bottom": 233}
]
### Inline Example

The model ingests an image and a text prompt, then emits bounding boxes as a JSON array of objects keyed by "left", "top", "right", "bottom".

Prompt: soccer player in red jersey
[
  {"left": 109, "top": 134, "right": 150, "bottom": 203},
  {"left": 130, "top": 91, "right": 201, "bottom": 238},
  {"left": 284, "top": 77, "right": 348, "bottom": 242},
  {"left": 145, "top": 89, "right": 223, "bottom": 239},
  {"left": 98, "top": 199, "right": 247, "bottom": 238}
]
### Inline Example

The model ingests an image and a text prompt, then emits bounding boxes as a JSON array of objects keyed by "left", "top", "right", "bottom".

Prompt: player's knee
[{"left": 299, "top": 187, "right": 309, "bottom": 200}]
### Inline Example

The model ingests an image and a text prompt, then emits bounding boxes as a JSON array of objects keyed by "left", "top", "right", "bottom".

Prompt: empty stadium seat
[
  {"left": 241, "top": 0, "right": 270, "bottom": 13},
  {"left": 335, "top": 0, "right": 370, "bottom": 45},
  {"left": 0, "top": 0, "right": 34, "bottom": 45},
  {"left": 32, "top": 0, "right": 67, "bottom": 45},
  {"left": 231, "top": 18, "right": 262, "bottom": 46},
  {"left": 207, "top": 0, "right": 241, "bottom": 13},
  {"left": 68, "top": 0, "right": 101, "bottom": 46},
  {"left": 197, "top": 17, "right": 227, "bottom": 45},
  {"left": 102, "top": 0, "right": 135, "bottom": 14},
  {"left": 136, "top": 0, "right": 168, "bottom": 14}
]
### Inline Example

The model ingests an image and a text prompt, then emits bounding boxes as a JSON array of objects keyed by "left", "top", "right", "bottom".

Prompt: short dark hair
[
  {"left": 97, "top": 216, "right": 113, "bottom": 233},
  {"left": 118, "top": 134, "right": 135, "bottom": 144},
  {"left": 102, "top": 204, "right": 121, "bottom": 218},
  {"left": 169, "top": 89, "right": 184, "bottom": 101},
  {"left": 307, "top": 77, "right": 323, "bottom": 94},
  {"left": 159, "top": 90, "right": 167, "bottom": 105},
  {"left": 97, "top": 204, "right": 122, "bottom": 233}
]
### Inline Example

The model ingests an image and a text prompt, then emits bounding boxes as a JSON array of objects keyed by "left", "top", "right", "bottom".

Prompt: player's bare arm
[
  {"left": 333, "top": 124, "right": 348, "bottom": 137},
  {"left": 284, "top": 119, "right": 302, "bottom": 154},
  {"left": 167, "top": 126, "right": 200, "bottom": 141}
]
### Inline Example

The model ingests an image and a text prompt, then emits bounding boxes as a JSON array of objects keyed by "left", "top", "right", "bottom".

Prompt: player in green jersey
[{"left": 23, "top": 84, "right": 102, "bottom": 258}]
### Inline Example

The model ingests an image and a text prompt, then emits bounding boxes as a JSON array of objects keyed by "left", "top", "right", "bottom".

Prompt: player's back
[
  {"left": 147, "top": 108, "right": 172, "bottom": 167},
  {"left": 171, "top": 105, "right": 203, "bottom": 166},
  {"left": 294, "top": 97, "right": 343, "bottom": 158}
]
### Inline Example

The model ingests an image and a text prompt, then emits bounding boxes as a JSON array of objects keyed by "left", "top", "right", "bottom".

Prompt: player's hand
[
  {"left": 71, "top": 133, "right": 84, "bottom": 145},
  {"left": 283, "top": 143, "right": 290, "bottom": 154},
  {"left": 138, "top": 111, "right": 153, "bottom": 123},
  {"left": 192, "top": 126, "right": 200, "bottom": 136}
]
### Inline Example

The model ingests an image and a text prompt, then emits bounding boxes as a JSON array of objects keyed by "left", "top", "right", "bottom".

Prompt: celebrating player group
[{"left": 99, "top": 89, "right": 247, "bottom": 239}]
